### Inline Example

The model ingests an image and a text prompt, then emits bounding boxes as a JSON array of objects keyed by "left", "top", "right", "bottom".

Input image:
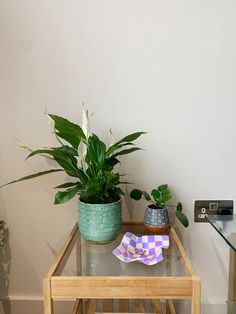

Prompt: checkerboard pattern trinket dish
[{"left": 112, "top": 232, "right": 169, "bottom": 265}]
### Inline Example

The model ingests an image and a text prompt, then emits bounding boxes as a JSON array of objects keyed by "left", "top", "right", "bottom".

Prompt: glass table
[
  {"left": 44, "top": 222, "right": 200, "bottom": 314},
  {"left": 207, "top": 215, "right": 236, "bottom": 314}
]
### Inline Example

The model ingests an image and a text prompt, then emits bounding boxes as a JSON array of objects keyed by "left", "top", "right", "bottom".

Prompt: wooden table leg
[
  {"left": 102, "top": 299, "right": 113, "bottom": 312},
  {"left": 151, "top": 299, "right": 163, "bottom": 314},
  {"left": 73, "top": 299, "right": 82, "bottom": 314},
  {"left": 192, "top": 276, "right": 201, "bottom": 314},
  {"left": 166, "top": 238, "right": 172, "bottom": 314},
  {"left": 119, "top": 299, "right": 129, "bottom": 312},
  {"left": 135, "top": 300, "right": 145, "bottom": 313},
  {"left": 44, "top": 278, "right": 53, "bottom": 314},
  {"left": 76, "top": 233, "right": 82, "bottom": 276},
  {"left": 227, "top": 248, "right": 236, "bottom": 314},
  {"left": 166, "top": 300, "right": 176, "bottom": 314},
  {"left": 87, "top": 299, "right": 97, "bottom": 314}
]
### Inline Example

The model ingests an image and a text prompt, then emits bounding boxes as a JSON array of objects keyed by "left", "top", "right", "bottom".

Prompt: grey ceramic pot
[
  {"left": 144, "top": 205, "right": 170, "bottom": 233},
  {"left": 78, "top": 199, "right": 122, "bottom": 243}
]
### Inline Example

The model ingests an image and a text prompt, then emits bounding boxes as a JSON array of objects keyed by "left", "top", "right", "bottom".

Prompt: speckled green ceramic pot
[{"left": 78, "top": 199, "right": 122, "bottom": 243}]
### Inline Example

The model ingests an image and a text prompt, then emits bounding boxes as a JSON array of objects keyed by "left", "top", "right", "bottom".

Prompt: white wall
[{"left": 1, "top": 0, "right": 236, "bottom": 312}]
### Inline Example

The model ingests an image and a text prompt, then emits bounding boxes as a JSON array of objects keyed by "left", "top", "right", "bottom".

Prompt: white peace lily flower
[
  {"left": 79, "top": 104, "right": 94, "bottom": 163},
  {"left": 47, "top": 114, "right": 55, "bottom": 128},
  {"left": 82, "top": 104, "right": 91, "bottom": 138},
  {"left": 44, "top": 108, "right": 55, "bottom": 128},
  {"left": 109, "top": 128, "right": 114, "bottom": 146},
  {"left": 15, "top": 138, "right": 29, "bottom": 150},
  {"left": 19, "top": 143, "right": 28, "bottom": 149}
]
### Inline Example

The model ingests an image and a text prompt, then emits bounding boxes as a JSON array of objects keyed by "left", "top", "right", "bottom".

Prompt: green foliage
[
  {"left": 0, "top": 169, "right": 64, "bottom": 188},
  {"left": 1, "top": 113, "right": 145, "bottom": 205},
  {"left": 175, "top": 210, "right": 189, "bottom": 228},
  {"left": 48, "top": 114, "right": 85, "bottom": 149},
  {"left": 130, "top": 189, "right": 142, "bottom": 200},
  {"left": 130, "top": 184, "right": 189, "bottom": 228},
  {"left": 0, "top": 220, "right": 8, "bottom": 246}
]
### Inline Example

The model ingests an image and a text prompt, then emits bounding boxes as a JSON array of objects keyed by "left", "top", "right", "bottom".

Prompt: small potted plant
[
  {"left": 130, "top": 184, "right": 189, "bottom": 233},
  {"left": 1, "top": 109, "right": 145, "bottom": 243}
]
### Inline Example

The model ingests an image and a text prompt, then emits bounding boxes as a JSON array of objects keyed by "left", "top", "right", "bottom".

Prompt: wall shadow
[{"left": 124, "top": 185, "right": 135, "bottom": 221}]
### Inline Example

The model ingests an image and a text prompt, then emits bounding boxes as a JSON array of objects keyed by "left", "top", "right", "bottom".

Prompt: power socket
[{"left": 194, "top": 200, "right": 233, "bottom": 222}]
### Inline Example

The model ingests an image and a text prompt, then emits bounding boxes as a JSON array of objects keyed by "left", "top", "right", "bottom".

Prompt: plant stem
[{"left": 144, "top": 198, "right": 156, "bottom": 206}]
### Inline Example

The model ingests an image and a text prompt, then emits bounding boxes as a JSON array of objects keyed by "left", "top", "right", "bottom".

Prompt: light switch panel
[{"left": 194, "top": 200, "right": 233, "bottom": 222}]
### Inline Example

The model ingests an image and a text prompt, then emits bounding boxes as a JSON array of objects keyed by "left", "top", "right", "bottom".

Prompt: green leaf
[
  {"left": 53, "top": 145, "right": 78, "bottom": 156},
  {"left": 161, "top": 190, "right": 172, "bottom": 203},
  {"left": 86, "top": 135, "right": 106, "bottom": 167},
  {"left": 151, "top": 189, "right": 161, "bottom": 201},
  {"left": 130, "top": 189, "right": 142, "bottom": 200},
  {"left": 104, "top": 157, "right": 120, "bottom": 171},
  {"left": 26, "top": 146, "right": 78, "bottom": 160},
  {"left": 106, "top": 132, "right": 145, "bottom": 157},
  {"left": 158, "top": 184, "right": 168, "bottom": 191},
  {"left": 104, "top": 171, "right": 120, "bottom": 186},
  {"left": 26, "top": 149, "right": 57, "bottom": 159},
  {"left": 54, "top": 186, "right": 80, "bottom": 204},
  {"left": 0, "top": 169, "right": 64, "bottom": 188},
  {"left": 176, "top": 202, "right": 183, "bottom": 212},
  {"left": 118, "top": 132, "right": 146, "bottom": 143},
  {"left": 75, "top": 168, "right": 89, "bottom": 185},
  {"left": 113, "top": 147, "right": 141, "bottom": 157},
  {"left": 142, "top": 190, "right": 151, "bottom": 201},
  {"left": 27, "top": 147, "right": 80, "bottom": 178},
  {"left": 81, "top": 179, "right": 104, "bottom": 203},
  {"left": 175, "top": 211, "right": 189, "bottom": 228},
  {"left": 113, "top": 187, "right": 124, "bottom": 196},
  {"left": 106, "top": 142, "right": 135, "bottom": 157},
  {"left": 49, "top": 114, "right": 85, "bottom": 149},
  {"left": 54, "top": 182, "right": 79, "bottom": 189}
]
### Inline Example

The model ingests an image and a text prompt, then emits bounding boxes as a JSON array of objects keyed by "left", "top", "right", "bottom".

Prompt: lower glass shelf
[{"left": 227, "top": 301, "right": 236, "bottom": 314}]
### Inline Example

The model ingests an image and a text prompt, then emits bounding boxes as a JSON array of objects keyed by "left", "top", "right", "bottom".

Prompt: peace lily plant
[{"left": 1, "top": 108, "right": 145, "bottom": 205}]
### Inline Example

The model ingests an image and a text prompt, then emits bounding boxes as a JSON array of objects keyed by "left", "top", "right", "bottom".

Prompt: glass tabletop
[
  {"left": 227, "top": 301, "right": 236, "bottom": 314},
  {"left": 57, "top": 225, "right": 189, "bottom": 277},
  {"left": 207, "top": 215, "right": 236, "bottom": 251}
]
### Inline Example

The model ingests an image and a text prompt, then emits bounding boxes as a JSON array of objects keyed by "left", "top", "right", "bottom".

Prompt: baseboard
[
  {"left": 174, "top": 300, "right": 227, "bottom": 314},
  {"left": 0, "top": 298, "right": 74, "bottom": 314},
  {"left": 0, "top": 298, "right": 227, "bottom": 314}
]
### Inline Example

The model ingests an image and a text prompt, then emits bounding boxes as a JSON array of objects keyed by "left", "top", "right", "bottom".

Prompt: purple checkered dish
[{"left": 113, "top": 232, "right": 169, "bottom": 266}]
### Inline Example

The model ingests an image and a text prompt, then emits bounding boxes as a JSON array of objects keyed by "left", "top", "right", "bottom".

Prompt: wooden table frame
[
  {"left": 228, "top": 248, "right": 236, "bottom": 314},
  {"left": 44, "top": 223, "right": 200, "bottom": 314}
]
